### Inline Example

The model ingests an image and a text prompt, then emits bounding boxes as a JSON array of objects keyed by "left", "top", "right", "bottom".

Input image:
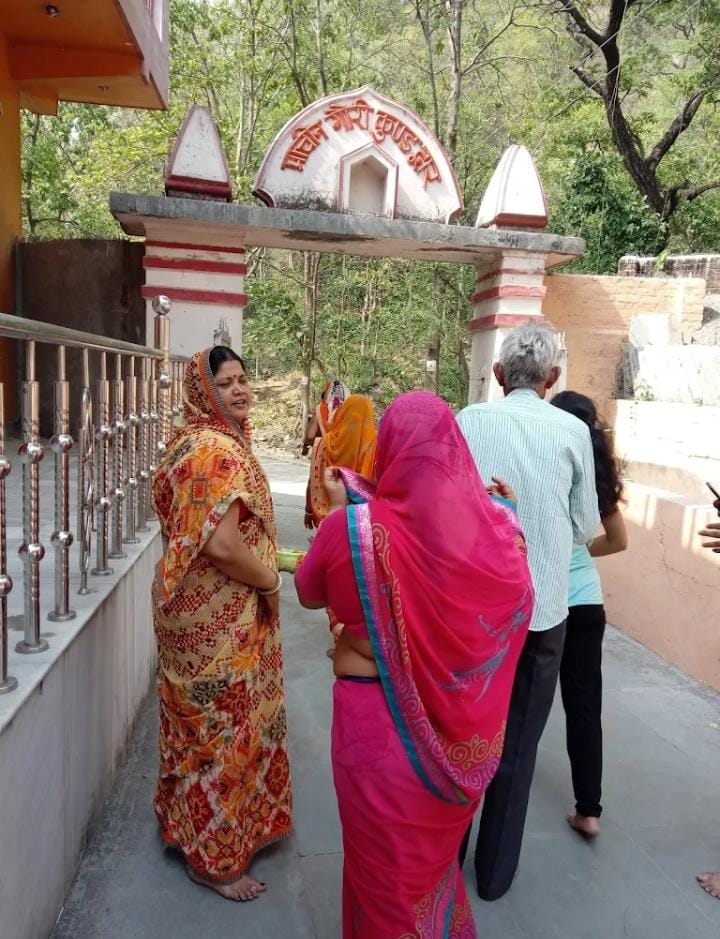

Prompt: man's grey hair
[{"left": 498, "top": 323, "right": 560, "bottom": 390}]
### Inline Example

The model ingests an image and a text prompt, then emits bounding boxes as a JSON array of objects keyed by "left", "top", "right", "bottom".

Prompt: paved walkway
[{"left": 54, "top": 458, "right": 720, "bottom": 938}]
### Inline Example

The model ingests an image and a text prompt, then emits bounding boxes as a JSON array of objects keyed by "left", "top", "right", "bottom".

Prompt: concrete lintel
[{"left": 110, "top": 193, "right": 584, "bottom": 268}]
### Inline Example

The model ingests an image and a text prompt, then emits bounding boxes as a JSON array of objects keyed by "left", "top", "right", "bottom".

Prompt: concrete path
[{"left": 53, "top": 457, "right": 720, "bottom": 938}]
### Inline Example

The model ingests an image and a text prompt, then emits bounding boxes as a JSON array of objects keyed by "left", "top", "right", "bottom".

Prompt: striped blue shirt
[{"left": 457, "top": 389, "right": 600, "bottom": 632}]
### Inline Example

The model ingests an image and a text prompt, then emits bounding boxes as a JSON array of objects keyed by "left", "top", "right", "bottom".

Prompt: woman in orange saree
[
  {"left": 304, "top": 382, "right": 377, "bottom": 530},
  {"left": 152, "top": 346, "right": 292, "bottom": 902},
  {"left": 303, "top": 384, "right": 377, "bottom": 654}
]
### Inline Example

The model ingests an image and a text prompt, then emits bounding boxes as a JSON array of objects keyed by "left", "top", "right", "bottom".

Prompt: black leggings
[{"left": 559, "top": 604, "right": 606, "bottom": 818}]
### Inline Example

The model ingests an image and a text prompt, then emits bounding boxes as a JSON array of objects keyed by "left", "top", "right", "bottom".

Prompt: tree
[{"left": 553, "top": 0, "right": 720, "bottom": 224}]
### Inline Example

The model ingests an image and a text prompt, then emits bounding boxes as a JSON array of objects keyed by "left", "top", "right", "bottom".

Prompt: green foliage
[
  {"left": 244, "top": 279, "right": 304, "bottom": 375},
  {"left": 18, "top": 0, "right": 720, "bottom": 403},
  {"left": 550, "top": 153, "right": 667, "bottom": 274},
  {"left": 244, "top": 253, "right": 473, "bottom": 408}
]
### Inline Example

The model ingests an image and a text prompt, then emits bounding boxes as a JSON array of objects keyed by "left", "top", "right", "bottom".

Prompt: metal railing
[{"left": 0, "top": 296, "right": 186, "bottom": 695}]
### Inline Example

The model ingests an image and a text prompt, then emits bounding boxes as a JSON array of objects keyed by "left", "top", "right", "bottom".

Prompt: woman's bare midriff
[{"left": 333, "top": 630, "right": 379, "bottom": 679}]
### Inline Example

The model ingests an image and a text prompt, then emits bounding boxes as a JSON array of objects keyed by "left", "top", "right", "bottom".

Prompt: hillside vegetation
[{"left": 22, "top": 0, "right": 720, "bottom": 406}]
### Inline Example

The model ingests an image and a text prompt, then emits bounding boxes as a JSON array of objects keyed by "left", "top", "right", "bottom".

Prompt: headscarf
[
  {"left": 309, "top": 394, "right": 377, "bottom": 521},
  {"left": 342, "top": 392, "right": 533, "bottom": 804},
  {"left": 152, "top": 349, "right": 276, "bottom": 605},
  {"left": 317, "top": 379, "right": 350, "bottom": 432}
]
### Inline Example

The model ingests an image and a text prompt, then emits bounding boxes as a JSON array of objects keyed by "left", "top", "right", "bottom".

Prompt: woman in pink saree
[{"left": 295, "top": 392, "right": 533, "bottom": 938}]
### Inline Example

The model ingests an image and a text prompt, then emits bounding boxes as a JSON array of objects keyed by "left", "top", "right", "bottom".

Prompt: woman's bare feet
[
  {"left": 567, "top": 812, "right": 600, "bottom": 838},
  {"left": 187, "top": 866, "right": 267, "bottom": 901},
  {"left": 697, "top": 872, "right": 720, "bottom": 898}
]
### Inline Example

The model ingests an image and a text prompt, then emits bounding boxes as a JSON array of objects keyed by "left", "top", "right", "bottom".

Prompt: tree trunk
[
  {"left": 425, "top": 268, "right": 445, "bottom": 392},
  {"left": 414, "top": 0, "right": 441, "bottom": 138},
  {"left": 23, "top": 114, "right": 42, "bottom": 239},
  {"left": 301, "top": 252, "right": 321, "bottom": 434},
  {"left": 315, "top": 0, "right": 329, "bottom": 96},
  {"left": 445, "top": 0, "right": 463, "bottom": 161},
  {"left": 360, "top": 271, "right": 376, "bottom": 359}
]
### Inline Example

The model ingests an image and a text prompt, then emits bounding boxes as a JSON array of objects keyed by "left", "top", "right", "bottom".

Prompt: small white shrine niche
[
  {"left": 165, "top": 105, "right": 233, "bottom": 201},
  {"left": 340, "top": 144, "right": 398, "bottom": 217},
  {"left": 476, "top": 144, "right": 547, "bottom": 229},
  {"left": 253, "top": 87, "right": 462, "bottom": 223}
]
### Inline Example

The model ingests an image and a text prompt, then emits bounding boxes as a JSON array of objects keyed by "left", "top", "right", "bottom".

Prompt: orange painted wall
[
  {"left": 599, "top": 483, "right": 720, "bottom": 691},
  {"left": 542, "top": 273, "right": 719, "bottom": 690},
  {"left": 542, "top": 272, "right": 705, "bottom": 405},
  {"left": 0, "top": 33, "right": 20, "bottom": 414}
]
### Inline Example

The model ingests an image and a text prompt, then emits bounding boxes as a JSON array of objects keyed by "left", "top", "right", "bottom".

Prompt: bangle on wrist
[{"left": 258, "top": 571, "right": 282, "bottom": 596}]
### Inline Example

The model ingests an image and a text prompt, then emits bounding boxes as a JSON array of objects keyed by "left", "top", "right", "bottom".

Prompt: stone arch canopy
[{"left": 253, "top": 86, "right": 463, "bottom": 224}]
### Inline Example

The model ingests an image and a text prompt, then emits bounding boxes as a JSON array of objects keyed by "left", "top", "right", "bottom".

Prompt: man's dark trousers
[{"left": 459, "top": 620, "right": 567, "bottom": 900}]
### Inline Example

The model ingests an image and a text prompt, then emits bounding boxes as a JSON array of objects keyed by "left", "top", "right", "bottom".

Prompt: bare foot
[
  {"left": 567, "top": 812, "right": 600, "bottom": 838},
  {"left": 697, "top": 872, "right": 720, "bottom": 898},
  {"left": 187, "top": 866, "right": 267, "bottom": 902}
]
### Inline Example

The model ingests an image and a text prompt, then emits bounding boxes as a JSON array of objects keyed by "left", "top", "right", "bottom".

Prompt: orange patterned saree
[
  {"left": 309, "top": 394, "right": 377, "bottom": 524},
  {"left": 151, "top": 350, "right": 291, "bottom": 883}
]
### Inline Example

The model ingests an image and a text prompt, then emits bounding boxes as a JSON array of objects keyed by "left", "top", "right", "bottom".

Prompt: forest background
[{"left": 21, "top": 0, "right": 720, "bottom": 417}]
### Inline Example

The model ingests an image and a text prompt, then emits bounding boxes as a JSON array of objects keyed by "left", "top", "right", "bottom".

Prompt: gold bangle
[{"left": 258, "top": 571, "right": 282, "bottom": 596}]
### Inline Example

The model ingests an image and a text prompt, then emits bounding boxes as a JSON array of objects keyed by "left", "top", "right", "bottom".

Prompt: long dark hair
[
  {"left": 551, "top": 391, "right": 624, "bottom": 518},
  {"left": 208, "top": 345, "right": 247, "bottom": 376}
]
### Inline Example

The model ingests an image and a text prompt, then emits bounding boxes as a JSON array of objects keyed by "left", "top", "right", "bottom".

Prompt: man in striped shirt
[{"left": 457, "top": 322, "right": 599, "bottom": 901}]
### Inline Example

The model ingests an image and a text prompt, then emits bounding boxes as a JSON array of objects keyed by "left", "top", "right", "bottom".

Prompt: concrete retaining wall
[
  {"left": 599, "top": 482, "right": 720, "bottom": 691},
  {"left": 0, "top": 534, "right": 160, "bottom": 939},
  {"left": 604, "top": 401, "right": 720, "bottom": 501}
]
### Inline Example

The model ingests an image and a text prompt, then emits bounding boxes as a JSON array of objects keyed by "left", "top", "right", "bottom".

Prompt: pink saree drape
[{"left": 301, "top": 392, "right": 533, "bottom": 937}]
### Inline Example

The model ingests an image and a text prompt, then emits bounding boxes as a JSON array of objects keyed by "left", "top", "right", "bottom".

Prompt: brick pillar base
[
  {"left": 467, "top": 252, "right": 546, "bottom": 403},
  {"left": 141, "top": 241, "right": 247, "bottom": 357}
]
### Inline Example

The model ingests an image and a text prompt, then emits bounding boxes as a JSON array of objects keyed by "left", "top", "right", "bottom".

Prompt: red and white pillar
[
  {"left": 142, "top": 240, "right": 247, "bottom": 357},
  {"left": 467, "top": 252, "right": 547, "bottom": 403}
]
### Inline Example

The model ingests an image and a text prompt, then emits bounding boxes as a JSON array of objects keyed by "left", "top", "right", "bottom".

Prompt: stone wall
[
  {"left": 542, "top": 273, "right": 706, "bottom": 402},
  {"left": 619, "top": 253, "right": 720, "bottom": 292},
  {"left": 17, "top": 239, "right": 146, "bottom": 435}
]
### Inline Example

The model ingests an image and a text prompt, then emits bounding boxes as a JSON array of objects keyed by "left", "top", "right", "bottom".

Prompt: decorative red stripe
[
  {"left": 471, "top": 284, "right": 546, "bottom": 305},
  {"left": 491, "top": 212, "right": 548, "bottom": 229},
  {"left": 468, "top": 313, "right": 545, "bottom": 332},
  {"left": 165, "top": 173, "right": 232, "bottom": 199},
  {"left": 143, "top": 257, "right": 247, "bottom": 275},
  {"left": 141, "top": 286, "right": 248, "bottom": 306},
  {"left": 475, "top": 267, "right": 545, "bottom": 284},
  {"left": 146, "top": 240, "right": 246, "bottom": 255}
]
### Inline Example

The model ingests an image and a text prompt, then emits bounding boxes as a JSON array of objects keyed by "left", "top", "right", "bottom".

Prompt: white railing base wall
[
  {"left": 0, "top": 298, "right": 193, "bottom": 938},
  {"left": 0, "top": 529, "right": 161, "bottom": 939}
]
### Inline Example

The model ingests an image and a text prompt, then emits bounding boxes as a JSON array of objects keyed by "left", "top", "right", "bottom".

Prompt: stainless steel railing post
[
  {"left": 16, "top": 340, "right": 49, "bottom": 654},
  {"left": 109, "top": 353, "right": 127, "bottom": 559},
  {"left": 77, "top": 348, "right": 95, "bottom": 595},
  {"left": 0, "top": 384, "right": 17, "bottom": 692},
  {"left": 136, "top": 358, "right": 150, "bottom": 532},
  {"left": 48, "top": 345, "right": 76, "bottom": 622},
  {"left": 124, "top": 355, "right": 139, "bottom": 545},
  {"left": 170, "top": 361, "right": 180, "bottom": 425},
  {"left": 92, "top": 351, "right": 113, "bottom": 577},
  {"left": 152, "top": 296, "right": 172, "bottom": 452},
  {"left": 147, "top": 358, "right": 159, "bottom": 521}
]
